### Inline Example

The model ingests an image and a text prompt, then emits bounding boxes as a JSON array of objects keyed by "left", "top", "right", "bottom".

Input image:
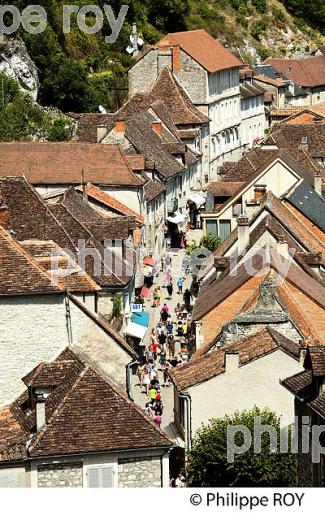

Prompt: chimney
[
  {"left": 97, "top": 124, "right": 107, "bottom": 143},
  {"left": 0, "top": 203, "right": 9, "bottom": 228},
  {"left": 35, "top": 391, "right": 46, "bottom": 432},
  {"left": 276, "top": 236, "right": 289, "bottom": 258},
  {"left": 172, "top": 45, "right": 181, "bottom": 72},
  {"left": 152, "top": 120, "right": 162, "bottom": 136},
  {"left": 115, "top": 120, "right": 125, "bottom": 133},
  {"left": 299, "top": 339, "right": 307, "bottom": 364},
  {"left": 225, "top": 351, "right": 239, "bottom": 372},
  {"left": 237, "top": 215, "right": 249, "bottom": 253},
  {"left": 314, "top": 174, "right": 322, "bottom": 196}
]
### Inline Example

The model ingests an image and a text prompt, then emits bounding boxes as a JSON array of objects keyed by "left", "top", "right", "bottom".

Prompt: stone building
[
  {"left": 170, "top": 327, "right": 303, "bottom": 448},
  {"left": 128, "top": 29, "right": 243, "bottom": 180},
  {"left": 266, "top": 55, "right": 325, "bottom": 106},
  {"left": 0, "top": 224, "right": 137, "bottom": 406},
  {"left": 281, "top": 345, "right": 325, "bottom": 486},
  {"left": 0, "top": 349, "right": 172, "bottom": 488}
]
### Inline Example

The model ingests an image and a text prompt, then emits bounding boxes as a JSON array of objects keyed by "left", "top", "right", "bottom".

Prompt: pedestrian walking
[
  {"left": 160, "top": 303, "right": 170, "bottom": 323},
  {"left": 167, "top": 334, "right": 176, "bottom": 358},
  {"left": 158, "top": 328, "right": 167, "bottom": 349},
  {"left": 153, "top": 288, "right": 159, "bottom": 307},
  {"left": 136, "top": 364, "right": 144, "bottom": 387},
  {"left": 157, "top": 286, "right": 161, "bottom": 306},
  {"left": 166, "top": 319, "right": 173, "bottom": 336},
  {"left": 167, "top": 281, "right": 173, "bottom": 299},
  {"left": 163, "top": 363, "right": 170, "bottom": 387},
  {"left": 154, "top": 412, "right": 162, "bottom": 428},
  {"left": 142, "top": 369, "right": 150, "bottom": 396},
  {"left": 177, "top": 277, "right": 183, "bottom": 294},
  {"left": 159, "top": 346, "right": 167, "bottom": 367},
  {"left": 183, "top": 288, "right": 192, "bottom": 311},
  {"left": 149, "top": 386, "right": 157, "bottom": 404}
]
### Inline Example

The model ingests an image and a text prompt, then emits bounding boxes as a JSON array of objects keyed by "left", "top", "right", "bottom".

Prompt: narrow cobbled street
[{"left": 131, "top": 244, "right": 197, "bottom": 443}]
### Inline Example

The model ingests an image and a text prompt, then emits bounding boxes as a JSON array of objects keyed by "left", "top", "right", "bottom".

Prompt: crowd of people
[{"left": 135, "top": 252, "right": 195, "bottom": 430}]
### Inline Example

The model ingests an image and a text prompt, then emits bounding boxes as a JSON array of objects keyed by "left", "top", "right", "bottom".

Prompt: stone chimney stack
[
  {"left": 0, "top": 201, "right": 9, "bottom": 229},
  {"left": 97, "top": 125, "right": 107, "bottom": 143},
  {"left": 172, "top": 46, "right": 181, "bottom": 72},
  {"left": 299, "top": 339, "right": 308, "bottom": 364},
  {"left": 237, "top": 215, "right": 250, "bottom": 253},
  {"left": 35, "top": 391, "right": 46, "bottom": 432},
  {"left": 314, "top": 175, "right": 322, "bottom": 196},
  {"left": 225, "top": 351, "right": 239, "bottom": 372}
]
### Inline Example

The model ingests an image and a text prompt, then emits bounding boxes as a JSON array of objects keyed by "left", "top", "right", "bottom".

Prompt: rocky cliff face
[{"left": 0, "top": 37, "right": 39, "bottom": 101}]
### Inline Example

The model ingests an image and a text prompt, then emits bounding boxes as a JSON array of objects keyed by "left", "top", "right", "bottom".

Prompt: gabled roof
[
  {"left": 0, "top": 142, "right": 144, "bottom": 187},
  {"left": 124, "top": 112, "right": 185, "bottom": 180},
  {"left": 120, "top": 67, "right": 209, "bottom": 127},
  {"left": 170, "top": 327, "right": 300, "bottom": 391},
  {"left": 0, "top": 348, "right": 171, "bottom": 461},
  {"left": 240, "top": 82, "right": 265, "bottom": 99},
  {"left": 0, "top": 177, "right": 133, "bottom": 288},
  {"left": 158, "top": 29, "right": 242, "bottom": 73},
  {"left": 281, "top": 369, "right": 313, "bottom": 397},
  {"left": 193, "top": 246, "right": 325, "bottom": 336},
  {"left": 145, "top": 179, "right": 166, "bottom": 202},
  {"left": 76, "top": 183, "right": 144, "bottom": 224},
  {"left": 265, "top": 55, "right": 325, "bottom": 87},
  {"left": 0, "top": 227, "right": 64, "bottom": 296}
]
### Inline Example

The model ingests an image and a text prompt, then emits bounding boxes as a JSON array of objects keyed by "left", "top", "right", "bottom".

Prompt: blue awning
[{"left": 131, "top": 311, "right": 150, "bottom": 328}]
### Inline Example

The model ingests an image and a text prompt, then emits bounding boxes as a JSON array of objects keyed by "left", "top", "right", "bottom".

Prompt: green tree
[
  {"left": 187, "top": 407, "right": 295, "bottom": 487},
  {"left": 0, "top": 73, "right": 48, "bottom": 141},
  {"left": 47, "top": 117, "right": 71, "bottom": 141},
  {"left": 251, "top": 0, "right": 268, "bottom": 13},
  {"left": 39, "top": 57, "right": 88, "bottom": 112},
  {"left": 200, "top": 233, "right": 221, "bottom": 252}
]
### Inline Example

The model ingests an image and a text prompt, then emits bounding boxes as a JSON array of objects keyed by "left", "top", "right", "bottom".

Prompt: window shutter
[
  {"left": 101, "top": 467, "right": 114, "bottom": 488},
  {"left": 88, "top": 467, "right": 100, "bottom": 488}
]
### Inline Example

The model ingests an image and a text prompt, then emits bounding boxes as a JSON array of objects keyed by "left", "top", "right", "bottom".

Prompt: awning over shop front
[
  {"left": 143, "top": 255, "right": 155, "bottom": 266},
  {"left": 167, "top": 212, "right": 186, "bottom": 224},
  {"left": 140, "top": 286, "right": 151, "bottom": 299},
  {"left": 188, "top": 192, "right": 206, "bottom": 208},
  {"left": 124, "top": 321, "right": 148, "bottom": 341},
  {"left": 131, "top": 311, "right": 150, "bottom": 328}
]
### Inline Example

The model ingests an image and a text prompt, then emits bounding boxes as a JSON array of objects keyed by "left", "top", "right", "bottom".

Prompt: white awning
[
  {"left": 124, "top": 321, "right": 148, "bottom": 341},
  {"left": 188, "top": 192, "right": 206, "bottom": 208},
  {"left": 167, "top": 212, "right": 186, "bottom": 224}
]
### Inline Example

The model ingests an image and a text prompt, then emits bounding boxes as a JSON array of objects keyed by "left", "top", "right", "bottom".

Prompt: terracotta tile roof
[
  {"left": 145, "top": 179, "right": 166, "bottom": 202},
  {"left": 266, "top": 56, "right": 325, "bottom": 87},
  {"left": 20, "top": 240, "right": 100, "bottom": 293},
  {"left": 170, "top": 327, "right": 299, "bottom": 391},
  {"left": 124, "top": 112, "right": 185, "bottom": 180},
  {"left": 0, "top": 226, "right": 63, "bottom": 296},
  {"left": 76, "top": 183, "right": 144, "bottom": 224},
  {"left": 281, "top": 369, "right": 313, "bottom": 396},
  {"left": 0, "top": 142, "right": 144, "bottom": 187},
  {"left": 309, "top": 392, "right": 325, "bottom": 417},
  {"left": 254, "top": 73, "right": 285, "bottom": 87},
  {"left": 262, "top": 123, "right": 325, "bottom": 169},
  {"left": 209, "top": 181, "right": 244, "bottom": 197},
  {"left": 193, "top": 246, "right": 325, "bottom": 325},
  {"left": 306, "top": 346, "right": 325, "bottom": 376},
  {"left": 0, "top": 349, "right": 172, "bottom": 461},
  {"left": 125, "top": 154, "right": 145, "bottom": 170},
  {"left": 158, "top": 30, "right": 242, "bottom": 73},
  {"left": 0, "top": 177, "right": 133, "bottom": 288}
]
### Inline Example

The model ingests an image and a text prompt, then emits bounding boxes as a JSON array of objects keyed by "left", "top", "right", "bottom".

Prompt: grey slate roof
[{"left": 286, "top": 181, "right": 325, "bottom": 232}]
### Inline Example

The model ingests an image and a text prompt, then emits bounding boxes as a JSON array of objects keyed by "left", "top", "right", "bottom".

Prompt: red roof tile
[
  {"left": 266, "top": 55, "right": 325, "bottom": 87},
  {"left": 158, "top": 29, "right": 242, "bottom": 73},
  {"left": 0, "top": 142, "right": 144, "bottom": 187}
]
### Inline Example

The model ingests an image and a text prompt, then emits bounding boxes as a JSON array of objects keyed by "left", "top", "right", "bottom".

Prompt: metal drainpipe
[
  {"left": 126, "top": 358, "right": 139, "bottom": 401},
  {"left": 179, "top": 392, "right": 192, "bottom": 451}
]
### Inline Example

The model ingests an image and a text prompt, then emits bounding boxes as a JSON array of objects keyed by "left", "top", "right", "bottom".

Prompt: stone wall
[
  {"left": 118, "top": 456, "right": 162, "bottom": 488},
  {"left": 37, "top": 462, "right": 83, "bottom": 488},
  {"left": 129, "top": 49, "right": 159, "bottom": 97},
  {"left": 0, "top": 293, "right": 132, "bottom": 406}
]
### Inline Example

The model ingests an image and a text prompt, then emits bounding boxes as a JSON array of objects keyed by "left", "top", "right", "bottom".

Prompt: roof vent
[{"left": 301, "top": 136, "right": 308, "bottom": 145}]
